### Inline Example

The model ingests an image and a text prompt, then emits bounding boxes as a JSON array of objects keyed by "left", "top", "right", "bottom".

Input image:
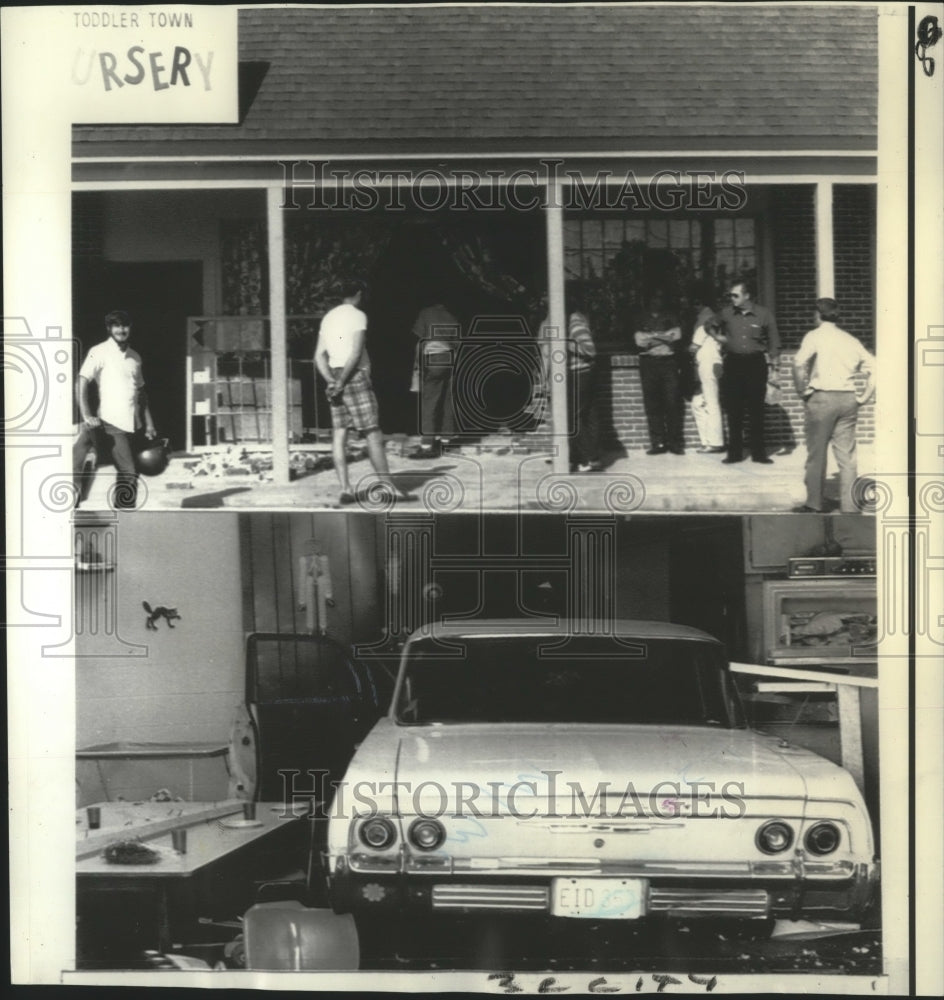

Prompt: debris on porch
[
  {"left": 388, "top": 430, "right": 551, "bottom": 458},
  {"left": 168, "top": 445, "right": 366, "bottom": 487}
]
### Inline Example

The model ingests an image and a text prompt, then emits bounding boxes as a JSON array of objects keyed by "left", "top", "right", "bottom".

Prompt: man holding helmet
[{"left": 73, "top": 309, "right": 157, "bottom": 509}]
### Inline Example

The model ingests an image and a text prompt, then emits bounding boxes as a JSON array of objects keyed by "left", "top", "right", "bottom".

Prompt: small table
[{"left": 76, "top": 800, "right": 303, "bottom": 966}]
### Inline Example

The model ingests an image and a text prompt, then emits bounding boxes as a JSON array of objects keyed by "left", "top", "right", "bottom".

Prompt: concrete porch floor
[{"left": 76, "top": 437, "right": 877, "bottom": 514}]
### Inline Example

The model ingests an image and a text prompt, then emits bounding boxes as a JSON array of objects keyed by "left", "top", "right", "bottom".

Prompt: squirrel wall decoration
[{"left": 143, "top": 601, "right": 181, "bottom": 630}]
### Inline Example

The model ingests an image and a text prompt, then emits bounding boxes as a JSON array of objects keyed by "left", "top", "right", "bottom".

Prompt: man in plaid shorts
[{"left": 314, "top": 280, "right": 416, "bottom": 505}]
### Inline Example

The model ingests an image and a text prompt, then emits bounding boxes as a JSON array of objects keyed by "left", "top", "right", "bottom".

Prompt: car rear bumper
[{"left": 328, "top": 861, "right": 878, "bottom": 922}]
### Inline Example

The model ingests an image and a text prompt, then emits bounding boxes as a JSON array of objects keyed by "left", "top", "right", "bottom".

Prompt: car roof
[{"left": 404, "top": 619, "right": 722, "bottom": 646}]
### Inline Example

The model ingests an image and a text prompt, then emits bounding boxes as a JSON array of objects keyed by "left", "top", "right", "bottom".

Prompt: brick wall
[
  {"left": 834, "top": 185, "right": 876, "bottom": 351},
  {"left": 765, "top": 183, "right": 875, "bottom": 351},
  {"left": 769, "top": 186, "right": 817, "bottom": 352}
]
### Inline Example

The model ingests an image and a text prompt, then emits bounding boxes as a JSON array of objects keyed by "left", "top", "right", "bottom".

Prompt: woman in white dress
[{"left": 689, "top": 310, "right": 726, "bottom": 453}]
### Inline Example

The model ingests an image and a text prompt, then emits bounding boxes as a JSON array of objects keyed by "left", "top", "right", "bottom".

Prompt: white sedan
[{"left": 325, "top": 620, "right": 877, "bottom": 932}]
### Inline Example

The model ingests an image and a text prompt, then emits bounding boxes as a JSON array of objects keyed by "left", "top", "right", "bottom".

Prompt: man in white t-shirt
[
  {"left": 314, "top": 280, "right": 415, "bottom": 505},
  {"left": 73, "top": 310, "right": 156, "bottom": 508},
  {"left": 792, "top": 297, "right": 875, "bottom": 513}
]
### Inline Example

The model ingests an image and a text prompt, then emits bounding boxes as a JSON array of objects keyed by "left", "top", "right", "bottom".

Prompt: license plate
[{"left": 551, "top": 877, "right": 646, "bottom": 919}]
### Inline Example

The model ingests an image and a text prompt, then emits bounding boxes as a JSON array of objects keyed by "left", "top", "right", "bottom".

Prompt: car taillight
[
  {"left": 408, "top": 818, "right": 445, "bottom": 851},
  {"left": 358, "top": 817, "right": 397, "bottom": 850},
  {"left": 756, "top": 820, "right": 794, "bottom": 854},
  {"left": 805, "top": 822, "right": 841, "bottom": 855}
]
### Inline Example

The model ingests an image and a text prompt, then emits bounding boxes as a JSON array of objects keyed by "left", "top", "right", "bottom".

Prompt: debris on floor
[{"left": 174, "top": 446, "right": 362, "bottom": 484}]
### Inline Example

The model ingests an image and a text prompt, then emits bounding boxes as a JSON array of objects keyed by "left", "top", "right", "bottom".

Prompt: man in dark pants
[
  {"left": 566, "top": 307, "right": 602, "bottom": 472},
  {"left": 718, "top": 280, "right": 780, "bottom": 464},
  {"left": 633, "top": 291, "right": 684, "bottom": 455},
  {"left": 73, "top": 310, "right": 156, "bottom": 509},
  {"left": 409, "top": 302, "right": 458, "bottom": 459}
]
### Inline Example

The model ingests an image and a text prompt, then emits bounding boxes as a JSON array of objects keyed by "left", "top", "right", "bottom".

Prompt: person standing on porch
[
  {"left": 314, "top": 280, "right": 416, "bottom": 505},
  {"left": 73, "top": 309, "right": 157, "bottom": 509},
  {"left": 408, "top": 301, "right": 459, "bottom": 459},
  {"left": 718, "top": 279, "right": 780, "bottom": 464},
  {"left": 633, "top": 290, "right": 685, "bottom": 456},
  {"left": 688, "top": 307, "right": 727, "bottom": 454},
  {"left": 538, "top": 281, "right": 602, "bottom": 472},
  {"left": 791, "top": 297, "right": 875, "bottom": 513}
]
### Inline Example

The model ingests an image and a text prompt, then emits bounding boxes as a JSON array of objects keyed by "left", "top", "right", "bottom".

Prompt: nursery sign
[{"left": 68, "top": 6, "right": 238, "bottom": 122}]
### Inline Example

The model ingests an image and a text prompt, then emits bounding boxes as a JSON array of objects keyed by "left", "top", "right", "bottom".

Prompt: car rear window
[{"left": 395, "top": 635, "right": 743, "bottom": 727}]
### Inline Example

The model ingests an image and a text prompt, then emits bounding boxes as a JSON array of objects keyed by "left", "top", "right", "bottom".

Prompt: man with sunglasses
[{"left": 718, "top": 280, "right": 780, "bottom": 464}]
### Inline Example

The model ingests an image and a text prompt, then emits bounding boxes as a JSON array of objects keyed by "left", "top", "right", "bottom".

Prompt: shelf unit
[{"left": 186, "top": 316, "right": 321, "bottom": 450}]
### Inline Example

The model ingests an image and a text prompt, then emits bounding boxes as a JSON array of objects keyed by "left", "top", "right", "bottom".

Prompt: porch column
[
  {"left": 814, "top": 181, "right": 835, "bottom": 298},
  {"left": 266, "top": 186, "right": 291, "bottom": 485},
  {"left": 545, "top": 179, "right": 569, "bottom": 475}
]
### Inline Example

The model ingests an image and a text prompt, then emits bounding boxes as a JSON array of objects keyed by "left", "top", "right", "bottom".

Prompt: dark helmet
[{"left": 135, "top": 437, "right": 170, "bottom": 476}]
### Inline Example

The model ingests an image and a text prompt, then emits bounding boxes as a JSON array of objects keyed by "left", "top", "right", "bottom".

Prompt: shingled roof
[{"left": 72, "top": 4, "right": 877, "bottom": 158}]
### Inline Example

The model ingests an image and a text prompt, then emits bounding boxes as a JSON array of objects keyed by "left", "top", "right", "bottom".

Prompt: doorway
[
  {"left": 668, "top": 518, "right": 746, "bottom": 650},
  {"left": 365, "top": 214, "right": 545, "bottom": 436},
  {"left": 74, "top": 261, "right": 203, "bottom": 452}
]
